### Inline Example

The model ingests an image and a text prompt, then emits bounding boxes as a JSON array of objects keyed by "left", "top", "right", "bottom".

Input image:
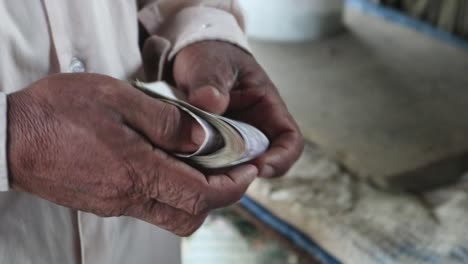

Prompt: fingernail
[
  {"left": 197, "top": 85, "right": 221, "bottom": 98},
  {"left": 189, "top": 86, "right": 228, "bottom": 114},
  {"left": 230, "top": 164, "right": 258, "bottom": 178},
  {"left": 260, "top": 165, "right": 275, "bottom": 178},
  {"left": 191, "top": 122, "right": 205, "bottom": 147},
  {"left": 189, "top": 86, "right": 222, "bottom": 105},
  {"left": 209, "top": 86, "right": 221, "bottom": 98},
  {"left": 178, "top": 112, "right": 205, "bottom": 153}
]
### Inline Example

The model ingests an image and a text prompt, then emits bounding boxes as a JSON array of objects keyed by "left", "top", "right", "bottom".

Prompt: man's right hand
[{"left": 6, "top": 73, "right": 257, "bottom": 236}]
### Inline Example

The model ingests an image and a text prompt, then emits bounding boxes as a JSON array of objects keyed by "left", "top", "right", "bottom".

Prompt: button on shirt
[
  {"left": 69, "top": 57, "right": 86, "bottom": 73},
  {"left": 0, "top": 1, "right": 249, "bottom": 263}
]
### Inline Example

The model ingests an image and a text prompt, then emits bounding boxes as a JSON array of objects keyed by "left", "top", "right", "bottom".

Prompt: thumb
[
  {"left": 118, "top": 85, "right": 206, "bottom": 154},
  {"left": 173, "top": 42, "right": 237, "bottom": 115},
  {"left": 187, "top": 85, "right": 230, "bottom": 114}
]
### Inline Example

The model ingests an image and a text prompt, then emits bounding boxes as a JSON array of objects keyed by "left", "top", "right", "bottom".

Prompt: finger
[
  {"left": 187, "top": 85, "right": 230, "bottom": 114},
  {"left": 228, "top": 87, "right": 304, "bottom": 178},
  {"left": 135, "top": 149, "right": 257, "bottom": 215},
  {"left": 172, "top": 41, "right": 238, "bottom": 114},
  {"left": 108, "top": 82, "right": 205, "bottom": 153},
  {"left": 205, "top": 164, "right": 258, "bottom": 208},
  {"left": 254, "top": 131, "right": 304, "bottom": 178},
  {"left": 127, "top": 199, "right": 208, "bottom": 237}
]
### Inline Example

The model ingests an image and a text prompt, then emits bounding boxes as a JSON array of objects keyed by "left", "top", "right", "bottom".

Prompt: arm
[
  {"left": 5, "top": 73, "right": 256, "bottom": 236},
  {"left": 138, "top": 0, "right": 304, "bottom": 178},
  {"left": 137, "top": 0, "right": 250, "bottom": 81}
]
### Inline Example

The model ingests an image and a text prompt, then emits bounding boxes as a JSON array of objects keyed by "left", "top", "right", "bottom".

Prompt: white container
[{"left": 239, "top": 0, "right": 344, "bottom": 42}]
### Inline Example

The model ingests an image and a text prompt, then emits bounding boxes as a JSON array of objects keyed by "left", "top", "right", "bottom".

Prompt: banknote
[{"left": 133, "top": 81, "right": 269, "bottom": 169}]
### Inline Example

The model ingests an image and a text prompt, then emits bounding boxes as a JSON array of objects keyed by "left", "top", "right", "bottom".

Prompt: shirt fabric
[{"left": 0, "top": 1, "right": 249, "bottom": 263}]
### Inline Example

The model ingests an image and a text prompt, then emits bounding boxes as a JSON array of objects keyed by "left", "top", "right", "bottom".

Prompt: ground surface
[
  {"left": 243, "top": 6, "right": 468, "bottom": 264},
  {"left": 250, "top": 6, "right": 468, "bottom": 189}
]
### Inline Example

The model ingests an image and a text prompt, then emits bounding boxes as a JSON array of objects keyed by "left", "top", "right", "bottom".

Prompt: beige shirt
[{"left": 0, "top": 1, "right": 249, "bottom": 263}]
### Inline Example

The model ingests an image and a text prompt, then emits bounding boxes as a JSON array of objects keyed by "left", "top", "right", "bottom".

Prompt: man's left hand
[{"left": 173, "top": 41, "right": 304, "bottom": 178}]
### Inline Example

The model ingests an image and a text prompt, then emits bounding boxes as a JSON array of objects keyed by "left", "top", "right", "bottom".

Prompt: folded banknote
[{"left": 133, "top": 81, "right": 269, "bottom": 169}]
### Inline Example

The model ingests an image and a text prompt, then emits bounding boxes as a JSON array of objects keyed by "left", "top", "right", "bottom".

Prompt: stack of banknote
[{"left": 133, "top": 81, "right": 269, "bottom": 169}]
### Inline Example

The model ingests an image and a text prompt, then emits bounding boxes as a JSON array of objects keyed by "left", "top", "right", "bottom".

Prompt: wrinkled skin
[
  {"left": 174, "top": 41, "right": 304, "bottom": 178},
  {"left": 7, "top": 73, "right": 257, "bottom": 236},
  {"left": 7, "top": 41, "right": 303, "bottom": 237}
]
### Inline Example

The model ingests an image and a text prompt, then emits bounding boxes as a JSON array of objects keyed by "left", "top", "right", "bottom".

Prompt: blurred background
[{"left": 183, "top": 1, "right": 468, "bottom": 263}]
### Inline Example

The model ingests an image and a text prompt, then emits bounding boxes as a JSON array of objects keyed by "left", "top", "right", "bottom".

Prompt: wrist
[{"left": 6, "top": 90, "right": 41, "bottom": 189}]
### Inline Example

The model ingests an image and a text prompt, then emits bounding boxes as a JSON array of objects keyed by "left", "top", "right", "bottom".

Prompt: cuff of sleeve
[
  {"left": 0, "top": 93, "right": 9, "bottom": 191},
  {"left": 165, "top": 6, "right": 251, "bottom": 60}
]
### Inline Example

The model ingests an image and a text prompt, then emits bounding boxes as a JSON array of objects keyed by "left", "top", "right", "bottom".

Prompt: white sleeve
[{"left": 0, "top": 93, "right": 9, "bottom": 191}]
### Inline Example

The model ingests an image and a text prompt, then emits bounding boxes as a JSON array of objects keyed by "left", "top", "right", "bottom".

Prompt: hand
[
  {"left": 173, "top": 41, "right": 304, "bottom": 178},
  {"left": 7, "top": 73, "right": 257, "bottom": 236}
]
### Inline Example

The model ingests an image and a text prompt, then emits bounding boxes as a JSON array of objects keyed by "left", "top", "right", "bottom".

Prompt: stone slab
[
  {"left": 249, "top": 6, "right": 468, "bottom": 189},
  {"left": 247, "top": 140, "right": 468, "bottom": 264}
]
